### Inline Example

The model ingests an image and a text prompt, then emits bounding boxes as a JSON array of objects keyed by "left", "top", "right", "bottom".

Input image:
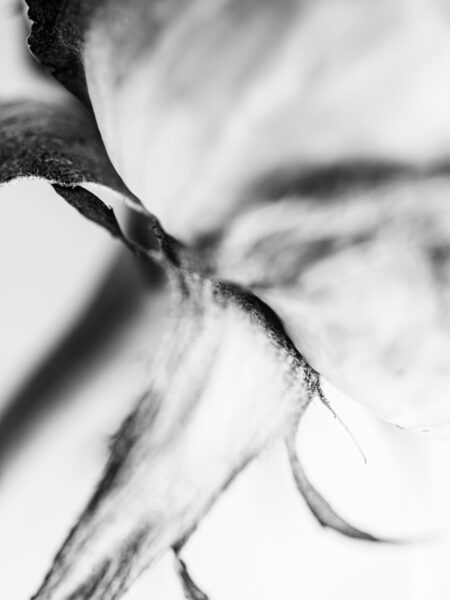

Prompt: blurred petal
[
  {"left": 213, "top": 164, "right": 450, "bottom": 433},
  {"left": 31, "top": 269, "right": 323, "bottom": 600},
  {"left": 25, "top": 0, "right": 94, "bottom": 105},
  {"left": 26, "top": 0, "right": 450, "bottom": 241},
  {"left": 0, "top": 99, "right": 142, "bottom": 228}
]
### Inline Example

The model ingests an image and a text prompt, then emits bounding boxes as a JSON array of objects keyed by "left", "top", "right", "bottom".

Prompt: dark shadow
[{"left": 0, "top": 248, "right": 162, "bottom": 474}]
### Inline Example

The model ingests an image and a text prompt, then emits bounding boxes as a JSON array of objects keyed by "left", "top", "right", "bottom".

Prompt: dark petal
[
  {"left": 0, "top": 98, "right": 150, "bottom": 248},
  {"left": 25, "top": 0, "right": 95, "bottom": 105}
]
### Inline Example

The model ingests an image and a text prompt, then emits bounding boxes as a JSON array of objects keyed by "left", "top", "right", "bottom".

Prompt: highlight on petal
[
  {"left": 30, "top": 270, "right": 326, "bottom": 600},
  {"left": 213, "top": 164, "right": 450, "bottom": 434},
  {"left": 26, "top": 0, "right": 450, "bottom": 241}
]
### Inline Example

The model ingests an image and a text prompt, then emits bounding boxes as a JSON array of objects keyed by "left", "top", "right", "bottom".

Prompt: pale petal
[
  {"left": 27, "top": 0, "right": 450, "bottom": 240},
  {"left": 214, "top": 165, "right": 450, "bottom": 433},
  {"left": 31, "top": 270, "right": 323, "bottom": 600}
]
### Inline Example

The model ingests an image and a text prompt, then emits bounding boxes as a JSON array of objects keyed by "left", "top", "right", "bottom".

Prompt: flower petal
[
  {"left": 30, "top": 269, "right": 324, "bottom": 600},
  {"left": 214, "top": 164, "right": 450, "bottom": 433},
  {"left": 0, "top": 99, "right": 142, "bottom": 239},
  {"left": 25, "top": 0, "right": 93, "bottom": 105},
  {"left": 0, "top": 100, "right": 115, "bottom": 185},
  {"left": 0, "top": 98, "right": 381, "bottom": 598},
  {"left": 26, "top": 0, "right": 450, "bottom": 241}
]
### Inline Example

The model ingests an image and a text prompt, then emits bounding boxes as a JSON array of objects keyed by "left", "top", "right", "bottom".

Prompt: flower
[{"left": 2, "top": 1, "right": 450, "bottom": 598}]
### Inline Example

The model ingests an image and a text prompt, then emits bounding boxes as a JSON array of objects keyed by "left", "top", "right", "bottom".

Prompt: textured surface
[
  {"left": 26, "top": 0, "right": 95, "bottom": 104},
  {"left": 0, "top": 88, "right": 374, "bottom": 600},
  {"left": 0, "top": 100, "right": 124, "bottom": 190},
  {"left": 214, "top": 166, "right": 450, "bottom": 430},
  {"left": 0, "top": 99, "right": 140, "bottom": 240},
  {"left": 30, "top": 268, "right": 323, "bottom": 600},
  {"left": 7, "top": 2, "right": 450, "bottom": 598},
  {"left": 25, "top": 0, "right": 450, "bottom": 242}
]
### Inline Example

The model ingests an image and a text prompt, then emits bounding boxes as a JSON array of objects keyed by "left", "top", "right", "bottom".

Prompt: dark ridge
[
  {"left": 66, "top": 561, "right": 111, "bottom": 600},
  {"left": 217, "top": 278, "right": 314, "bottom": 376},
  {"left": 176, "top": 556, "right": 210, "bottom": 600},
  {"left": 54, "top": 185, "right": 126, "bottom": 241},
  {"left": 251, "top": 160, "right": 450, "bottom": 201},
  {"left": 107, "top": 527, "right": 151, "bottom": 598},
  {"left": 83, "top": 406, "right": 146, "bottom": 513},
  {"left": 192, "top": 161, "right": 450, "bottom": 267}
]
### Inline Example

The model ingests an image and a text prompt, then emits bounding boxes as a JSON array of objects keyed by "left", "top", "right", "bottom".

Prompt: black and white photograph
[{"left": 1, "top": 1, "right": 450, "bottom": 598}]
